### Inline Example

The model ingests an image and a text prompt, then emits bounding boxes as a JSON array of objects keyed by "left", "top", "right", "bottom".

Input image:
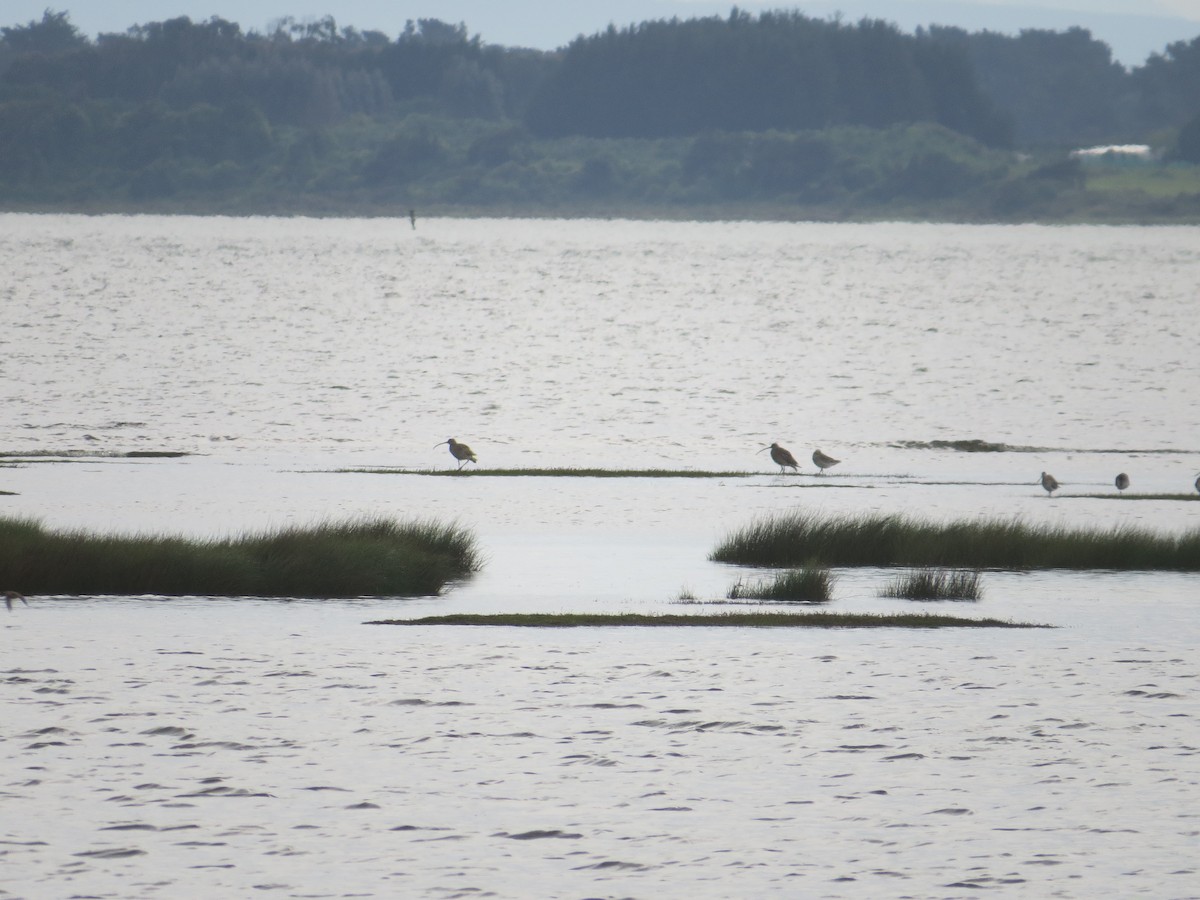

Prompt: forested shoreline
[{"left": 2, "top": 9, "right": 1199, "bottom": 222}]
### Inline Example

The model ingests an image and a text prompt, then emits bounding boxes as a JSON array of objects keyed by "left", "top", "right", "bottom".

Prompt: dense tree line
[
  {"left": 525, "top": 12, "right": 1013, "bottom": 146},
  {"left": 923, "top": 26, "right": 1128, "bottom": 146},
  {"left": 921, "top": 25, "right": 1200, "bottom": 149},
  {"left": 0, "top": 8, "right": 1197, "bottom": 216}
]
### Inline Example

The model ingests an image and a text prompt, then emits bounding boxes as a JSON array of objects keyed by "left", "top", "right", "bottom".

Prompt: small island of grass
[
  {"left": 881, "top": 568, "right": 984, "bottom": 601},
  {"left": 0, "top": 515, "right": 480, "bottom": 598},
  {"left": 711, "top": 511, "right": 1200, "bottom": 570},
  {"left": 727, "top": 564, "right": 835, "bottom": 602}
]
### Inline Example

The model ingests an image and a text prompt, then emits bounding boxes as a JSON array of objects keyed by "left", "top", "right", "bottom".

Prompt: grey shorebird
[
  {"left": 435, "top": 438, "right": 477, "bottom": 470},
  {"left": 1040, "top": 471, "right": 1059, "bottom": 496},
  {"left": 1115, "top": 473, "right": 1130, "bottom": 492},
  {"left": 5, "top": 590, "right": 28, "bottom": 612},
  {"left": 812, "top": 449, "right": 840, "bottom": 474},
  {"left": 760, "top": 442, "right": 799, "bottom": 474}
]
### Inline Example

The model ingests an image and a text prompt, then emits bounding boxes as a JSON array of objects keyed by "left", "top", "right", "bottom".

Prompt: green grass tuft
[
  {"left": 0, "top": 515, "right": 480, "bottom": 598},
  {"left": 881, "top": 568, "right": 983, "bottom": 601},
  {"left": 727, "top": 564, "right": 834, "bottom": 602},
  {"left": 369, "top": 612, "right": 1045, "bottom": 628},
  {"left": 711, "top": 511, "right": 1200, "bottom": 570}
]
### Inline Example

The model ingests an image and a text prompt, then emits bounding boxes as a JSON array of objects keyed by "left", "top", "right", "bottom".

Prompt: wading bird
[
  {"left": 1115, "top": 472, "right": 1130, "bottom": 492},
  {"left": 5, "top": 590, "right": 28, "bottom": 612},
  {"left": 1040, "top": 471, "right": 1060, "bottom": 496},
  {"left": 812, "top": 449, "right": 841, "bottom": 474},
  {"left": 1195, "top": 474, "right": 1199, "bottom": 495},
  {"left": 760, "top": 442, "right": 799, "bottom": 474},
  {"left": 436, "top": 438, "right": 477, "bottom": 470}
]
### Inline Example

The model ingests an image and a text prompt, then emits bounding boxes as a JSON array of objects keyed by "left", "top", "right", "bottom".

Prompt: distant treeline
[{"left": 1, "top": 9, "right": 1198, "bottom": 219}]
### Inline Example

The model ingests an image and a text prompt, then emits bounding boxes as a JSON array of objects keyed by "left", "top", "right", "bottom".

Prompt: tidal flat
[{"left": 1, "top": 215, "right": 1197, "bottom": 898}]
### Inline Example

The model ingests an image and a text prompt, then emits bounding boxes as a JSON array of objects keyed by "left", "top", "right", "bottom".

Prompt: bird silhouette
[
  {"left": 760, "top": 442, "right": 799, "bottom": 474},
  {"left": 5, "top": 590, "right": 28, "bottom": 612},
  {"left": 1040, "top": 472, "right": 1059, "bottom": 496},
  {"left": 812, "top": 449, "right": 841, "bottom": 474},
  {"left": 435, "top": 438, "right": 477, "bottom": 470},
  {"left": 1115, "top": 473, "right": 1130, "bottom": 492}
]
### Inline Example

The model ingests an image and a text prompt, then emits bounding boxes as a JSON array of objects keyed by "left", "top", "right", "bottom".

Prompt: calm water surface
[{"left": 1, "top": 215, "right": 1198, "bottom": 898}]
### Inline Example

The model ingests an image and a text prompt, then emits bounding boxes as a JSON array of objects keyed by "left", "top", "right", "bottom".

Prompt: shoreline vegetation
[
  {"left": 368, "top": 612, "right": 1046, "bottom": 628},
  {"left": 711, "top": 512, "right": 1200, "bottom": 570},
  {"left": 0, "top": 515, "right": 480, "bottom": 598},
  {"left": 2, "top": 12, "right": 1199, "bottom": 224}
]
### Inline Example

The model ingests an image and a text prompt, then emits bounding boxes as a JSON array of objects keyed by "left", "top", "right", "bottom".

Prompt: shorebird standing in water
[
  {"left": 1115, "top": 473, "right": 1130, "bottom": 492},
  {"left": 812, "top": 449, "right": 840, "bottom": 474},
  {"left": 1040, "top": 472, "right": 1060, "bottom": 496},
  {"left": 436, "top": 438, "right": 477, "bottom": 470},
  {"left": 760, "top": 442, "right": 799, "bottom": 474},
  {"left": 1194, "top": 474, "right": 1199, "bottom": 495},
  {"left": 5, "top": 590, "right": 28, "bottom": 612}
]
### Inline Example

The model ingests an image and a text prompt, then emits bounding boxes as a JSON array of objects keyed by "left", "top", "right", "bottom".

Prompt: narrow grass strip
[
  {"left": 711, "top": 511, "right": 1200, "bottom": 570},
  {"left": 0, "top": 515, "right": 480, "bottom": 598},
  {"left": 369, "top": 612, "right": 1045, "bottom": 628},
  {"left": 337, "top": 468, "right": 754, "bottom": 478},
  {"left": 1077, "top": 493, "right": 1200, "bottom": 501}
]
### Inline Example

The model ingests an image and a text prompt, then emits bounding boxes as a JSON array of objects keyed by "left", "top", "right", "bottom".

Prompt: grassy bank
[
  {"left": 370, "top": 612, "right": 1043, "bottom": 628},
  {"left": 0, "top": 515, "right": 480, "bottom": 598},
  {"left": 711, "top": 512, "right": 1200, "bottom": 570}
]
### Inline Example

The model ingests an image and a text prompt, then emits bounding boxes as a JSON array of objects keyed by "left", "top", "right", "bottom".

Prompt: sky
[{"left": 4, "top": 0, "right": 1199, "bottom": 66}]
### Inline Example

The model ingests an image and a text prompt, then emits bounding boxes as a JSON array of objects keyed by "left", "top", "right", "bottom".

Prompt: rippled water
[{"left": 2, "top": 215, "right": 1198, "bottom": 898}]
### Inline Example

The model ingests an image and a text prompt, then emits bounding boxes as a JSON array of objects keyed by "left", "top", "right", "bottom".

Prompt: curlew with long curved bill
[
  {"left": 435, "top": 438, "right": 477, "bottom": 470},
  {"left": 812, "top": 449, "right": 841, "bottom": 474},
  {"left": 5, "top": 590, "right": 28, "bottom": 612},
  {"left": 1040, "top": 471, "right": 1059, "bottom": 496},
  {"left": 1115, "top": 472, "right": 1130, "bottom": 492},
  {"left": 759, "top": 442, "right": 799, "bottom": 474}
]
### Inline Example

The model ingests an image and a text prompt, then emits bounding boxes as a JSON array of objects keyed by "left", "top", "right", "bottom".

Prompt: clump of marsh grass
[
  {"left": 710, "top": 511, "right": 1200, "bottom": 571},
  {"left": 727, "top": 564, "right": 834, "bottom": 602},
  {"left": 880, "top": 568, "right": 983, "bottom": 601},
  {"left": 0, "top": 515, "right": 480, "bottom": 598}
]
